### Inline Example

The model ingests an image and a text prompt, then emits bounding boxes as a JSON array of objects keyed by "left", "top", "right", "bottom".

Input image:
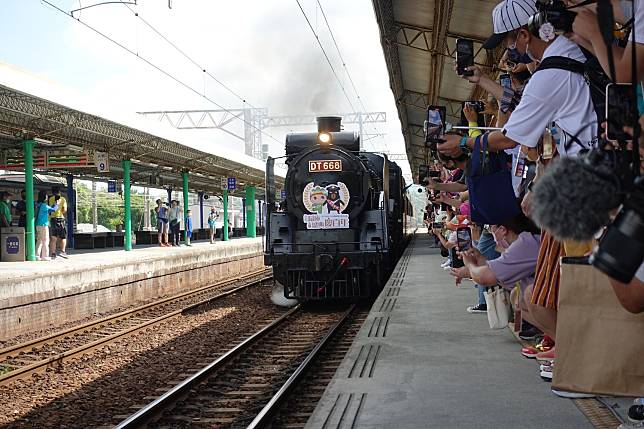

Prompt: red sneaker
[
  {"left": 521, "top": 345, "right": 539, "bottom": 359},
  {"left": 537, "top": 347, "right": 555, "bottom": 362},
  {"left": 536, "top": 335, "right": 555, "bottom": 352}
]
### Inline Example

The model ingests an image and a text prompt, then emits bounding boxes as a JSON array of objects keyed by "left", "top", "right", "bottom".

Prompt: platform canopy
[
  {"left": 0, "top": 62, "right": 283, "bottom": 197},
  {"left": 372, "top": 0, "right": 504, "bottom": 180}
]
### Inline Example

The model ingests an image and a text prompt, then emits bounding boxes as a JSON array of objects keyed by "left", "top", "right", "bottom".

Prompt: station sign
[
  {"left": 309, "top": 160, "right": 342, "bottom": 173},
  {"left": 107, "top": 181, "right": 117, "bottom": 193},
  {"left": 281, "top": 189, "right": 287, "bottom": 199},
  {"left": 220, "top": 177, "right": 228, "bottom": 190},
  {"left": 95, "top": 152, "right": 109, "bottom": 173},
  {"left": 227, "top": 177, "right": 236, "bottom": 190},
  {"left": 0, "top": 151, "right": 94, "bottom": 170}
]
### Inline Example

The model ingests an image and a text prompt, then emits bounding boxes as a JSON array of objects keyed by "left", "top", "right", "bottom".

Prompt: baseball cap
[{"left": 483, "top": 0, "right": 538, "bottom": 50}]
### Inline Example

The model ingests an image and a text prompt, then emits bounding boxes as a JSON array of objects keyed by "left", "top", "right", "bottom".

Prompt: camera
[
  {"left": 582, "top": 148, "right": 644, "bottom": 283},
  {"left": 528, "top": 0, "right": 576, "bottom": 35}
]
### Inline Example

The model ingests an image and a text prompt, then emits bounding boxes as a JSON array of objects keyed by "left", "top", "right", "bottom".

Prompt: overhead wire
[
  {"left": 41, "top": 0, "right": 281, "bottom": 146},
  {"left": 313, "top": 1, "right": 389, "bottom": 152},
  {"left": 293, "top": 0, "right": 357, "bottom": 114}
]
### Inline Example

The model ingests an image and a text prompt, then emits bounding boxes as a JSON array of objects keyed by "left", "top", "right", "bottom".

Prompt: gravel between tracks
[{"left": 0, "top": 281, "right": 288, "bottom": 428}]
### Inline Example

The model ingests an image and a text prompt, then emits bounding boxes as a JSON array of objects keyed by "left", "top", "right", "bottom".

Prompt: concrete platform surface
[{"left": 306, "top": 234, "right": 591, "bottom": 429}]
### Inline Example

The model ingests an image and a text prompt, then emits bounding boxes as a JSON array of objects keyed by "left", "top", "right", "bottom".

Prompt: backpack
[{"left": 533, "top": 50, "right": 611, "bottom": 149}]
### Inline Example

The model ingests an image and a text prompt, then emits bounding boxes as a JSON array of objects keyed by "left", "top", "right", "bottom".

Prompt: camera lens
[{"left": 591, "top": 209, "right": 644, "bottom": 283}]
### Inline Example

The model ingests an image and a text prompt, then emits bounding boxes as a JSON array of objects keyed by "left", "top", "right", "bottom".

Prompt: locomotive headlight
[{"left": 318, "top": 132, "right": 332, "bottom": 144}]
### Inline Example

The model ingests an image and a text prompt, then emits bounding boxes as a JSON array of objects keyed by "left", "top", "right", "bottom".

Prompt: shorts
[
  {"left": 209, "top": 224, "right": 216, "bottom": 232},
  {"left": 50, "top": 218, "right": 67, "bottom": 239},
  {"left": 157, "top": 219, "right": 169, "bottom": 233}
]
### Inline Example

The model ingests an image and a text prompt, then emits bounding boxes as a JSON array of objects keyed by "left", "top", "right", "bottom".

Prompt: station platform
[
  {"left": 0, "top": 237, "right": 264, "bottom": 340},
  {"left": 307, "top": 233, "right": 592, "bottom": 429}
]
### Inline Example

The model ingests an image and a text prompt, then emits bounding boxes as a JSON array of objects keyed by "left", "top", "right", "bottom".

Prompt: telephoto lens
[{"left": 590, "top": 180, "right": 644, "bottom": 283}]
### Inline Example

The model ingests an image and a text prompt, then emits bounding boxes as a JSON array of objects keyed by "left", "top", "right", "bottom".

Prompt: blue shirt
[
  {"left": 186, "top": 217, "right": 193, "bottom": 233},
  {"left": 36, "top": 202, "right": 57, "bottom": 226}
]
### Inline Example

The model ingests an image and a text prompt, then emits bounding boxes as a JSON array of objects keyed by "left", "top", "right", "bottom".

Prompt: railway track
[
  {"left": 114, "top": 304, "right": 359, "bottom": 428},
  {"left": 0, "top": 269, "right": 271, "bottom": 386}
]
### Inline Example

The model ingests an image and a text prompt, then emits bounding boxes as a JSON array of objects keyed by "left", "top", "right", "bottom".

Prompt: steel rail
[
  {"left": 114, "top": 305, "right": 302, "bottom": 429},
  {"left": 0, "top": 268, "right": 270, "bottom": 362},
  {"left": 0, "top": 269, "right": 271, "bottom": 386},
  {"left": 247, "top": 304, "right": 356, "bottom": 429}
]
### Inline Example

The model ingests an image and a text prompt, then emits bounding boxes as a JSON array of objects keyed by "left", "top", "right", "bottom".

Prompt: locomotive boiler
[{"left": 265, "top": 116, "right": 412, "bottom": 300}]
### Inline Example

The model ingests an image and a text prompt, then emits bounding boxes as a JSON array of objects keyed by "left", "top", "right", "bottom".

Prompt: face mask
[
  {"left": 492, "top": 227, "right": 511, "bottom": 250},
  {"left": 507, "top": 44, "right": 532, "bottom": 65}
]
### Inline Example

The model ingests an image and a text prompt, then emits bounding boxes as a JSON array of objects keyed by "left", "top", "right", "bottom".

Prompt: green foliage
[{"left": 75, "top": 182, "right": 150, "bottom": 231}]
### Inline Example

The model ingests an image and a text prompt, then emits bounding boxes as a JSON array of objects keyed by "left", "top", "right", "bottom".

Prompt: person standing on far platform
[
  {"left": 16, "top": 190, "right": 26, "bottom": 228},
  {"left": 207, "top": 207, "right": 218, "bottom": 244},
  {"left": 35, "top": 190, "right": 58, "bottom": 261},
  {"left": 155, "top": 199, "right": 170, "bottom": 247},
  {"left": 168, "top": 200, "right": 181, "bottom": 247},
  {"left": 48, "top": 186, "right": 68, "bottom": 259},
  {"left": 0, "top": 191, "right": 12, "bottom": 229},
  {"left": 185, "top": 209, "right": 193, "bottom": 246}
]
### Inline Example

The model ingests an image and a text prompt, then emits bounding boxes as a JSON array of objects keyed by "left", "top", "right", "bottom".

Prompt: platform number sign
[
  {"left": 281, "top": 189, "right": 286, "bottom": 199},
  {"left": 95, "top": 152, "right": 109, "bottom": 172},
  {"left": 107, "top": 181, "right": 117, "bottom": 193},
  {"left": 227, "top": 177, "right": 236, "bottom": 190},
  {"left": 6, "top": 236, "right": 19, "bottom": 254},
  {"left": 220, "top": 177, "right": 228, "bottom": 190}
]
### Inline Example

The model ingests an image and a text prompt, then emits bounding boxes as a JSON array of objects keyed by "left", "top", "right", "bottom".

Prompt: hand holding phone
[
  {"left": 456, "top": 227, "right": 472, "bottom": 252},
  {"left": 456, "top": 39, "right": 474, "bottom": 77}
]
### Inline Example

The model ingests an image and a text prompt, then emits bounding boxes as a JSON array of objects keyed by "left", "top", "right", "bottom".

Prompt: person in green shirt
[{"left": 0, "top": 191, "right": 12, "bottom": 228}]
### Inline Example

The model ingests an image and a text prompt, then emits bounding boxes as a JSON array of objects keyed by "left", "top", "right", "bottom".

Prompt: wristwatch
[{"left": 459, "top": 136, "right": 471, "bottom": 154}]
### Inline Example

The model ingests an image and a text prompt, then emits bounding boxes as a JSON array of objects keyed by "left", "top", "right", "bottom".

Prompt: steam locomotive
[{"left": 264, "top": 116, "right": 414, "bottom": 300}]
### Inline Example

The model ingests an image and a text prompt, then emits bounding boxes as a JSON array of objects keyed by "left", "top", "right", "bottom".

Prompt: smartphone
[
  {"left": 432, "top": 222, "right": 443, "bottom": 229},
  {"left": 456, "top": 227, "right": 472, "bottom": 251},
  {"left": 606, "top": 83, "right": 636, "bottom": 141},
  {"left": 499, "top": 73, "right": 511, "bottom": 89},
  {"left": 418, "top": 164, "right": 430, "bottom": 184},
  {"left": 450, "top": 247, "right": 464, "bottom": 268},
  {"left": 428, "top": 170, "right": 441, "bottom": 178},
  {"left": 460, "top": 101, "right": 485, "bottom": 126},
  {"left": 425, "top": 106, "right": 446, "bottom": 143},
  {"left": 456, "top": 38, "right": 474, "bottom": 77}
]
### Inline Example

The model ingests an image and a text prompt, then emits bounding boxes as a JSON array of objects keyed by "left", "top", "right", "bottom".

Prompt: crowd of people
[{"left": 422, "top": 0, "right": 643, "bottom": 421}]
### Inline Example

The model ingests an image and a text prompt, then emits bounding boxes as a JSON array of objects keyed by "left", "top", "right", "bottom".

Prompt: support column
[
  {"left": 223, "top": 189, "right": 229, "bottom": 241},
  {"left": 23, "top": 140, "right": 36, "bottom": 261},
  {"left": 143, "top": 187, "right": 151, "bottom": 230},
  {"left": 122, "top": 160, "right": 132, "bottom": 251},
  {"left": 198, "top": 191, "right": 204, "bottom": 230},
  {"left": 91, "top": 180, "right": 97, "bottom": 232},
  {"left": 242, "top": 197, "right": 246, "bottom": 231},
  {"left": 245, "top": 186, "right": 256, "bottom": 238},
  {"left": 167, "top": 187, "right": 172, "bottom": 206},
  {"left": 66, "top": 174, "right": 75, "bottom": 249},
  {"left": 181, "top": 170, "right": 189, "bottom": 244},
  {"left": 258, "top": 200, "right": 262, "bottom": 228}
]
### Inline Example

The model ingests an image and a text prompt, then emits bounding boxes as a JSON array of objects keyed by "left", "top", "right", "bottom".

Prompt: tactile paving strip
[{"left": 573, "top": 398, "right": 622, "bottom": 428}]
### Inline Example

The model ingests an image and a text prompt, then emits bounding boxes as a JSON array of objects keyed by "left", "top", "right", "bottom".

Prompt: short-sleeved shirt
[
  {"left": 502, "top": 36, "right": 598, "bottom": 157},
  {"left": 487, "top": 232, "right": 541, "bottom": 293},
  {"left": 636, "top": 261, "right": 644, "bottom": 283},
  {"left": 48, "top": 195, "right": 67, "bottom": 219},
  {"left": 0, "top": 201, "right": 11, "bottom": 225},
  {"left": 36, "top": 202, "right": 57, "bottom": 227}
]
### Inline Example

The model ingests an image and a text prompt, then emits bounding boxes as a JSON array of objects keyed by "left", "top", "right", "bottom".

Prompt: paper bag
[
  {"left": 553, "top": 259, "right": 644, "bottom": 396},
  {"left": 484, "top": 287, "right": 510, "bottom": 330}
]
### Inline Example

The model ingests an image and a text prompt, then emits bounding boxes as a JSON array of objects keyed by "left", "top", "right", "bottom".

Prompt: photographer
[
  {"left": 438, "top": 0, "right": 598, "bottom": 159},
  {"left": 569, "top": 0, "right": 644, "bottom": 83}
]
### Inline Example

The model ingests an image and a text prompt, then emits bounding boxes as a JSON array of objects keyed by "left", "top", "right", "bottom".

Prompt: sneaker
[
  {"left": 551, "top": 389, "right": 595, "bottom": 399},
  {"left": 540, "top": 363, "right": 553, "bottom": 381},
  {"left": 536, "top": 347, "right": 556, "bottom": 362},
  {"left": 521, "top": 345, "right": 539, "bottom": 359},
  {"left": 442, "top": 265, "right": 452, "bottom": 271},
  {"left": 519, "top": 327, "right": 541, "bottom": 341},
  {"left": 628, "top": 405, "right": 644, "bottom": 425},
  {"left": 58, "top": 252, "right": 68, "bottom": 259},
  {"left": 50, "top": 253, "right": 57, "bottom": 260},
  {"left": 466, "top": 304, "right": 487, "bottom": 313},
  {"left": 536, "top": 335, "right": 555, "bottom": 352},
  {"left": 42, "top": 257, "right": 51, "bottom": 261},
  {"left": 441, "top": 260, "right": 451, "bottom": 268}
]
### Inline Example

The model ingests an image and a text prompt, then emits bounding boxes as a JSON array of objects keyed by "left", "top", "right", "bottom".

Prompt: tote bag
[
  {"left": 468, "top": 134, "right": 520, "bottom": 224},
  {"left": 484, "top": 286, "right": 511, "bottom": 330},
  {"left": 553, "top": 258, "right": 644, "bottom": 396}
]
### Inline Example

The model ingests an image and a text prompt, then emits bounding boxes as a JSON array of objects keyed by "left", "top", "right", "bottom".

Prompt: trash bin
[{"left": 1, "top": 227, "right": 25, "bottom": 262}]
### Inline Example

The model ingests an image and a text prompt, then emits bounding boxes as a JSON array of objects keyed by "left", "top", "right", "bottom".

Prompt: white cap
[{"left": 483, "top": 0, "right": 538, "bottom": 49}]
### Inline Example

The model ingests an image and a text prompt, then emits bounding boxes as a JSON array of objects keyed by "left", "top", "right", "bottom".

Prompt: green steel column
[
  {"left": 223, "top": 189, "right": 229, "bottom": 241},
  {"left": 245, "top": 186, "right": 256, "bottom": 238},
  {"left": 23, "top": 140, "right": 36, "bottom": 261},
  {"left": 181, "top": 170, "right": 189, "bottom": 243},
  {"left": 122, "top": 160, "right": 132, "bottom": 251}
]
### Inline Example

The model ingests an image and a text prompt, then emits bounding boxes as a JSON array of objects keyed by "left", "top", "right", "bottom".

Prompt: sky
[{"left": 0, "top": 0, "right": 411, "bottom": 181}]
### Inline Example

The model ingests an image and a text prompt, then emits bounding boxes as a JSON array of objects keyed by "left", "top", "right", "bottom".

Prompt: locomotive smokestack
[{"left": 317, "top": 116, "right": 342, "bottom": 133}]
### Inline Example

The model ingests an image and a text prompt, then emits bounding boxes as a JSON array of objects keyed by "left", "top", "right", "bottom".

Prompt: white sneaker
[
  {"left": 551, "top": 389, "right": 595, "bottom": 398},
  {"left": 42, "top": 257, "right": 51, "bottom": 261},
  {"left": 442, "top": 265, "right": 452, "bottom": 271}
]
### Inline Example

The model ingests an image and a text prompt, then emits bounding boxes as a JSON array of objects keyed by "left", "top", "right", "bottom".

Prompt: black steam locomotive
[{"left": 265, "top": 116, "right": 413, "bottom": 300}]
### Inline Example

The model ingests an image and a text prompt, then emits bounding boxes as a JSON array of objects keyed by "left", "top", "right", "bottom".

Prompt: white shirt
[
  {"left": 503, "top": 36, "right": 598, "bottom": 157},
  {"left": 629, "top": 0, "right": 644, "bottom": 43}
]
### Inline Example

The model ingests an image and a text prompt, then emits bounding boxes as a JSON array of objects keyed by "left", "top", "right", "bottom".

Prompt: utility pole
[{"left": 92, "top": 180, "right": 97, "bottom": 232}]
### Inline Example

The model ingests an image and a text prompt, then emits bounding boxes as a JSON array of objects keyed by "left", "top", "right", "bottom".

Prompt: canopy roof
[
  {"left": 0, "top": 62, "right": 283, "bottom": 197},
  {"left": 372, "top": 0, "right": 504, "bottom": 180}
]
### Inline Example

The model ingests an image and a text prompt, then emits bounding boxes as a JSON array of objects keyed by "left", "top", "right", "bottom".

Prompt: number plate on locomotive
[{"left": 309, "top": 160, "right": 342, "bottom": 172}]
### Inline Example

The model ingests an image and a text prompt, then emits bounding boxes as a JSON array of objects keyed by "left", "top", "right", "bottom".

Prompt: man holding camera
[
  {"left": 48, "top": 186, "right": 68, "bottom": 259},
  {"left": 438, "top": 0, "right": 598, "bottom": 158}
]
